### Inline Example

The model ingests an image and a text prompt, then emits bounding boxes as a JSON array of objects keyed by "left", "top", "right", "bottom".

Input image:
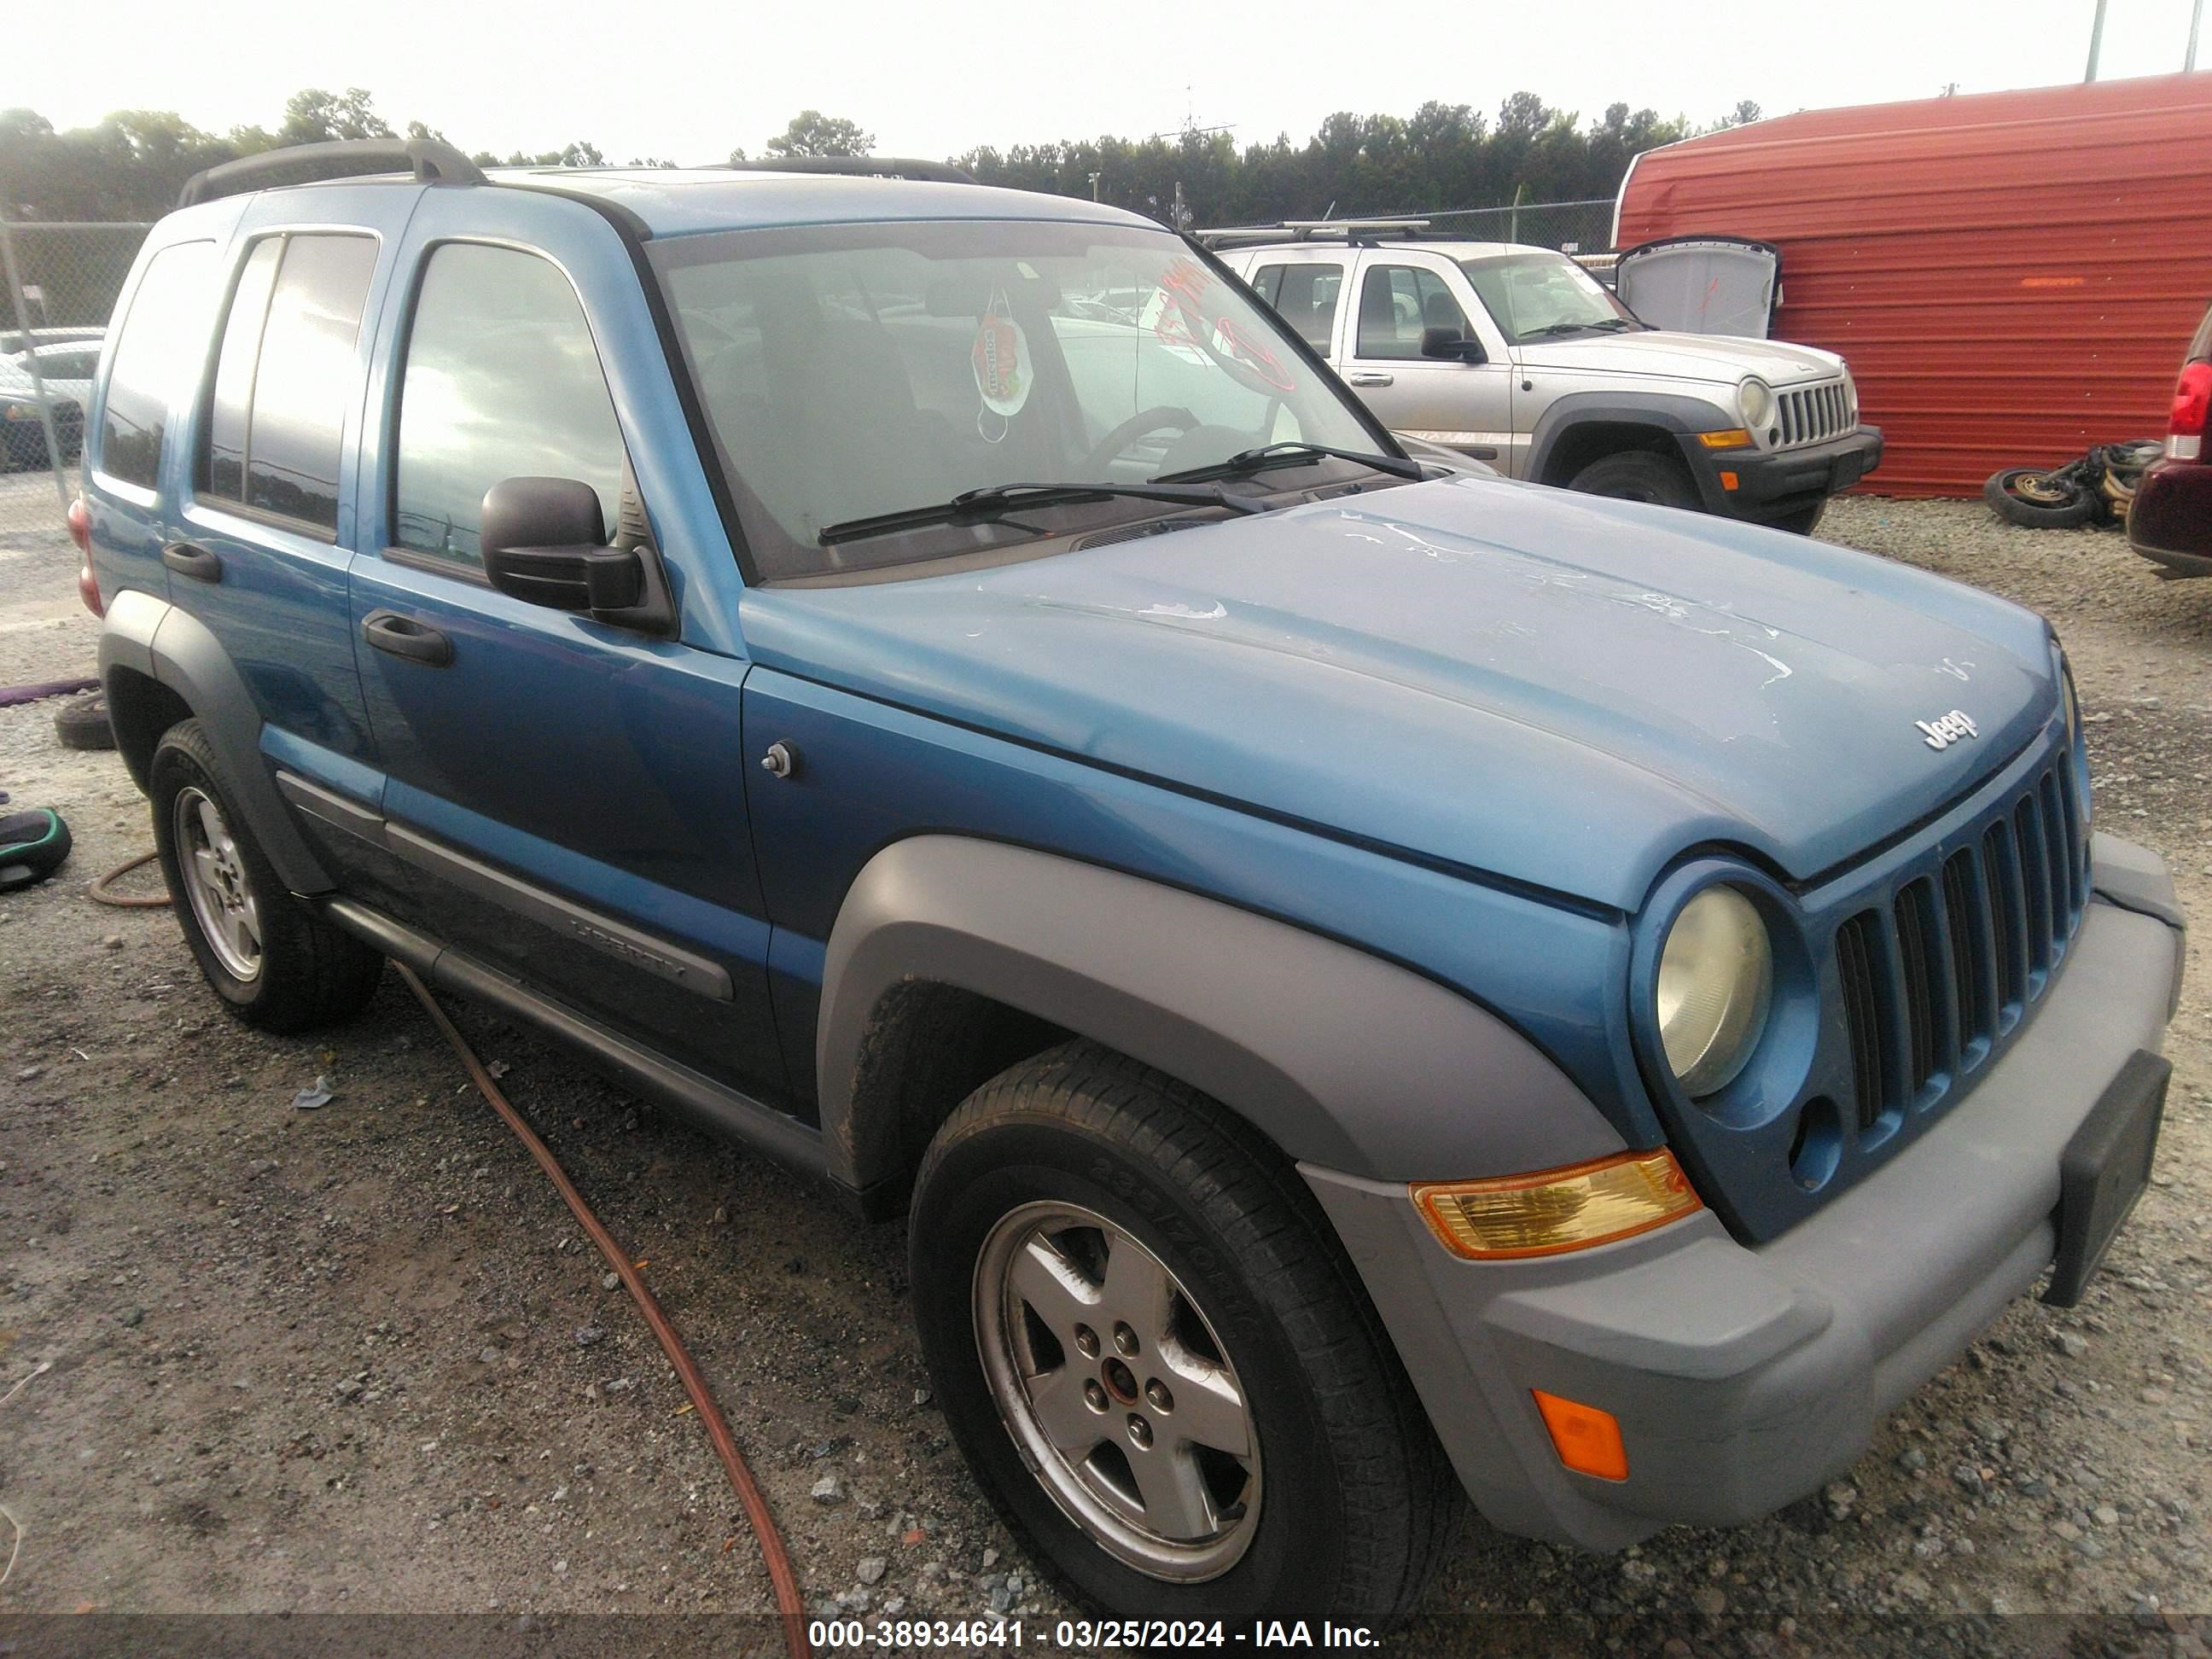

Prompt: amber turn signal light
[
  {"left": 1410, "top": 1150, "right": 1702, "bottom": 1260},
  {"left": 1696, "top": 428, "right": 1755, "bottom": 449},
  {"left": 1533, "top": 1389, "right": 1629, "bottom": 1481}
]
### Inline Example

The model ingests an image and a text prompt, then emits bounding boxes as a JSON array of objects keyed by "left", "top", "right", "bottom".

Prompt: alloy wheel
[
  {"left": 973, "top": 1200, "right": 1262, "bottom": 1582},
  {"left": 174, "top": 784, "right": 263, "bottom": 981}
]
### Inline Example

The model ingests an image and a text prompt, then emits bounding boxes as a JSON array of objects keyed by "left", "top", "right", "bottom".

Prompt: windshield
[
  {"left": 1458, "top": 251, "right": 1639, "bottom": 344},
  {"left": 652, "top": 219, "right": 1391, "bottom": 579}
]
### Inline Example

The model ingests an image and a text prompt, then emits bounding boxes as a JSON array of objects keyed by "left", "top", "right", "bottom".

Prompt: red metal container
[{"left": 1614, "top": 75, "right": 2212, "bottom": 498}]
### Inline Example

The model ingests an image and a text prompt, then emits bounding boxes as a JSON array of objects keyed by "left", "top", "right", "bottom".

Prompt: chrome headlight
[
  {"left": 1842, "top": 369, "right": 1860, "bottom": 426},
  {"left": 1656, "top": 886, "right": 1773, "bottom": 1097},
  {"left": 1738, "top": 377, "right": 1775, "bottom": 431}
]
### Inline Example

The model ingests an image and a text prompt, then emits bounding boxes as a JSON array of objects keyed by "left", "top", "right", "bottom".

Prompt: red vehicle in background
[{"left": 2129, "top": 305, "right": 2212, "bottom": 579}]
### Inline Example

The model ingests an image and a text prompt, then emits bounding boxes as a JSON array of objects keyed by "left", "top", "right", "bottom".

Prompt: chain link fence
[
  {"left": 1, "top": 220, "right": 150, "bottom": 549},
  {"left": 1393, "top": 196, "right": 1620, "bottom": 256}
]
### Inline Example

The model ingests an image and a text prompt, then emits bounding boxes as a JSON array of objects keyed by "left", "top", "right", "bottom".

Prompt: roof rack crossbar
[
  {"left": 1193, "top": 217, "right": 1433, "bottom": 250},
  {"left": 722, "top": 155, "right": 978, "bottom": 185},
  {"left": 178, "top": 138, "right": 486, "bottom": 209}
]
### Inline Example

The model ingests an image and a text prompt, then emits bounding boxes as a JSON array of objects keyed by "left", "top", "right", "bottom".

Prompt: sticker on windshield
[
  {"left": 971, "top": 287, "right": 1033, "bottom": 426},
  {"left": 1209, "top": 313, "right": 1295, "bottom": 393}
]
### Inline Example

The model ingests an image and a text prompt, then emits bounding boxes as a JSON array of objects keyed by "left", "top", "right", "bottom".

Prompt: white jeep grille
[{"left": 1776, "top": 380, "right": 1853, "bottom": 449}]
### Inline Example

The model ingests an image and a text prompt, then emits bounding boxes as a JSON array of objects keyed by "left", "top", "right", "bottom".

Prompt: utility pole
[
  {"left": 1087, "top": 171, "right": 1101, "bottom": 201},
  {"left": 2085, "top": 0, "right": 2108, "bottom": 80}
]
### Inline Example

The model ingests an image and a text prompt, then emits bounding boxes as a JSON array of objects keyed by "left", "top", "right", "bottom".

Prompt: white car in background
[{"left": 1, "top": 339, "right": 102, "bottom": 469}]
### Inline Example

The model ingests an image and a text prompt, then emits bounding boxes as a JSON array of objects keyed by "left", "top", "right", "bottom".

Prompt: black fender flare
[
  {"left": 98, "top": 588, "right": 335, "bottom": 895},
  {"left": 1525, "top": 390, "right": 1736, "bottom": 506},
  {"left": 816, "top": 835, "right": 1623, "bottom": 1192}
]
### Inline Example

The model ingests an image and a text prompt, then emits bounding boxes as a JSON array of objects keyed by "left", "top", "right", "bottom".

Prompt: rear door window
[
  {"left": 97, "top": 240, "right": 217, "bottom": 491},
  {"left": 389, "top": 242, "right": 625, "bottom": 569},
  {"left": 199, "top": 233, "right": 377, "bottom": 535}
]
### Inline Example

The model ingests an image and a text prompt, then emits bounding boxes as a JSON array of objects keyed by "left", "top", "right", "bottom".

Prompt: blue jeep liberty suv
[{"left": 78, "top": 139, "right": 2184, "bottom": 1627}]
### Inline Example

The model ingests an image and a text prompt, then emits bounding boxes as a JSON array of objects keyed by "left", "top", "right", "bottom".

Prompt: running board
[{"left": 320, "top": 897, "right": 876, "bottom": 1216}]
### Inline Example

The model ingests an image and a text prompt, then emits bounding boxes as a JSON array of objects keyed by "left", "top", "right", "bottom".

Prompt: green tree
[
  {"left": 765, "top": 110, "right": 874, "bottom": 158},
  {"left": 276, "top": 87, "right": 393, "bottom": 146}
]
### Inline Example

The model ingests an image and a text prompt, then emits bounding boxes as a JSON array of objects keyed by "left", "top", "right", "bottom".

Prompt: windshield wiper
[
  {"left": 1528, "top": 317, "right": 1640, "bottom": 338},
  {"left": 818, "top": 480, "right": 1263, "bottom": 546},
  {"left": 1155, "top": 439, "right": 1422, "bottom": 484}
]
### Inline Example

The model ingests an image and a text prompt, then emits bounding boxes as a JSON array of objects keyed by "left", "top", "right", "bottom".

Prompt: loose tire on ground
[
  {"left": 909, "top": 1040, "right": 1462, "bottom": 1629},
  {"left": 53, "top": 690, "right": 117, "bottom": 750},
  {"left": 148, "top": 718, "right": 382, "bottom": 1031},
  {"left": 1984, "top": 467, "right": 2097, "bottom": 529},
  {"left": 1568, "top": 450, "right": 1702, "bottom": 512}
]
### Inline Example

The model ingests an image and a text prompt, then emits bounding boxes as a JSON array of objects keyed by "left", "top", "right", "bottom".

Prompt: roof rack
[
  {"left": 1195, "top": 217, "right": 1432, "bottom": 249},
  {"left": 724, "top": 155, "right": 978, "bottom": 185},
  {"left": 178, "top": 137, "right": 486, "bottom": 209}
]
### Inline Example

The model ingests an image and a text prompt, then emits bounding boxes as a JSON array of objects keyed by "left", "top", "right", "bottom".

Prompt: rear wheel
[
  {"left": 150, "top": 719, "right": 382, "bottom": 1031},
  {"left": 1568, "top": 450, "right": 1701, "bottom": 512},
  {"left": 1984, "top": 466, "right": 2095, "bottom": 528},
  {"left": 909, "top": 1041, "right": 1461, "bottom": 1627}
]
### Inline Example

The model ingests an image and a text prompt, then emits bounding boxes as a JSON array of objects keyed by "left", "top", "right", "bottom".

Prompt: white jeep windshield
[
  {"left": 1458, "top": 251, "right": 1639, "bottom": 344},
  {"left": 652, "top": 219, "right": 1389, "bottom": 579}
]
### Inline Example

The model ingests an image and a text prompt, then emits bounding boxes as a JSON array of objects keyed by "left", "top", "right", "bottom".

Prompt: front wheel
[
  {"left": 909, "top": 1042, "right": 1461, "bottom": 1627},
  {"left": 1567, "top": 450, "right": 1701, "bottom": 511},
  {"left": 1766, "top": 501, "right": 1826, "bottom": 536}
]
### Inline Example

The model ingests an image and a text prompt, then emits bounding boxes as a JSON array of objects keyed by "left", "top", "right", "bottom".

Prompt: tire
[
  {"left": 53, "top": 690, "right": 116, "bottom": 751},
  {"left": 1567, "top": 450, "right": 1701, "bottom": 511},
  {"left": 1984, "top": 467, "right": 2096, "bottom": 528},
  {"left": 1766, "top": 502, "right": 1826, "bottom": 536},
  {"left": 910, "top": 1041, "right": 1462, "bottom": 1629},
  {"left": 149, "top": 718, "right": 383, "bottom": 1031}
]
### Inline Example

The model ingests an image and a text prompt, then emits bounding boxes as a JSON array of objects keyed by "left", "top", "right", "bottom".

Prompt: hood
[
  {"left": 739, "top": 477, "right": 2056, "bottom": 912},
  {"left": 1513, "top": 329, "right": 1842, "bottom": 387}
]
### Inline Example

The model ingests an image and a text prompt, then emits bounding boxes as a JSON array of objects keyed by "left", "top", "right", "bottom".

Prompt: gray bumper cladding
[{"left": 1305, "top": 842, "right": 2182, "bottom": 1551}]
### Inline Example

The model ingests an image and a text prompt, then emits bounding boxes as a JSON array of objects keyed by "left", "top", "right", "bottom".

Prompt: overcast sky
[{"left": 5, "top": 0, "right": 2203, "bottom": 166}]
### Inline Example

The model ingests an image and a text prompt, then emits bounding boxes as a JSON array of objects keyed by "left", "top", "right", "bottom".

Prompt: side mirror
[
  {"left": 480, "top": 476, "right": 672, "bottom": 634},
  {"left": 1421, "top": 326, "right": 1486, "bottom": 364}
]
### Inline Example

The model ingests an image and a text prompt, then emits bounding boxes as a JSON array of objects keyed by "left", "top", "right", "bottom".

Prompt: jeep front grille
[
  {"left": 1833, "top": 761, "right": 2087, "bottom": 1132},
  {"left": 1776, "top": 381, "right": 1851, "bottom": 448}
]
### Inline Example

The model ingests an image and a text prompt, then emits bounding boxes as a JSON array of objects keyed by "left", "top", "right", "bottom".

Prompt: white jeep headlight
[
  {"left": 1656, "top": 886, "right": 1773, "bottom": 1097},
  {"left": 1738, "top": 377, "right": 1775, "bottom": 431}
]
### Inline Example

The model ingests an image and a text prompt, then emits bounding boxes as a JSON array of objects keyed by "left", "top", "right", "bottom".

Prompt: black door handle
[
  {"left": 361, "top": 608, "right": 454, "bottom": 667},
  {"left": 162, "top": 543, "right": 222, "bottom": 583}
]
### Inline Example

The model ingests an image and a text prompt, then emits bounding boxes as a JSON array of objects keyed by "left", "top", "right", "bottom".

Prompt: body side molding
[{"left": 274, "top": 771, "right": 736, "bottom": 1001}]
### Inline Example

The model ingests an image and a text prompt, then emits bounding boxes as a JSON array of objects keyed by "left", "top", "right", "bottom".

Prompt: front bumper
[
  {"left": 1306, "top": 835, "right": 2181, "bottom": 1551},
  {"left": 1681, "top": 423, "right": 1883, "bottom": 523}
]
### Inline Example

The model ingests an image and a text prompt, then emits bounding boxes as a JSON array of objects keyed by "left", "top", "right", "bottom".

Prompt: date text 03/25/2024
[{"left": 806, "top": 1619, "right": 1380, "bottom": 1649}]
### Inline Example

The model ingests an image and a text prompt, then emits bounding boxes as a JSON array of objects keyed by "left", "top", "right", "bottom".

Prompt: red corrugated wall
[{"left": 1615, "top": 75, "right": 2212, "bottom": 497}]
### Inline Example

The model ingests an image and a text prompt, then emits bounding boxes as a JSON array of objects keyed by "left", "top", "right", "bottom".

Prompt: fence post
[{"left": 0, "top": 210, "right": 76, "bottom": 520}]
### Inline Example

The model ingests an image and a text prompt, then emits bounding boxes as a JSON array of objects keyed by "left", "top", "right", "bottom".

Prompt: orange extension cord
[{"left": 394, "top": 961, "right": 810, "bottom": 1659}]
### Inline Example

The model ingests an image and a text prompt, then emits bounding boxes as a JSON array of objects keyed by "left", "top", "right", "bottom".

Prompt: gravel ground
[{"left": 1, "top": 492, "right": 2208, "bottom": 1655}]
